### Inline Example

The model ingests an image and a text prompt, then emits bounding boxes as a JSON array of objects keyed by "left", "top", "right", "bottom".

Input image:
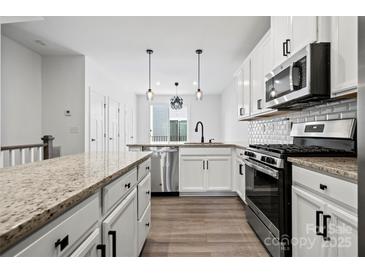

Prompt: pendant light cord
[
  {"left": 198, "top": 52, "right": 200, "bottom": 90},
  {"left": 149, "top": 52, "right": 151, "bottom": 90}
]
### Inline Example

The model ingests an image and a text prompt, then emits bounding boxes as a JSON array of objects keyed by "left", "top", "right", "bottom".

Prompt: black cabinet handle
[
  {"left": 146, "top": 166, "right": 150, "bottom": 170},
  {"left": 239, "top": 164, "right": 244, "bottom": 176},
  {"left": 323, "top": 215, "right": 331, "bottom": 241},
  {"left": 285, "top": 39, "right": 291, "bottom": 54},
  {"left": 108, "top": 230, "right": 117, "bottom": 257},
  {"left": 91, "top": 138, "right": 96, "bottom": 142},
  {"left": 146, "top": 190, "right": 150, "bottom": 195},
  {"left": 257, "top": 99, "right": 262, "bottom": 110},
  {"left": 207, "top": 160, "right": 209, "bottom": 170},
  {"left": 316, "top": 211, "right": 324, "bottom": 236},
  {"left": 55, "top": 235, "right": 69, "bottom": 252},
  {"left": 239, "top": 107, "right": 245, "bottom": 116},
  {"left": 145, "top": 222, "right": 150, "bottom": 227},
  {"left": 283, "top": 41, "right": 287, "bottom": 57},
  {"left": 320, "top": 184, "right": 327, "bottom": 190},
  {"left": 203, "top": 160, "right": 205, "bottom": 170},
  {"left": 96, "top": 244, "right": 106, "bottom": 257},
  {"left": 124, "top": 183, "right": 131, "bottom": 189}
]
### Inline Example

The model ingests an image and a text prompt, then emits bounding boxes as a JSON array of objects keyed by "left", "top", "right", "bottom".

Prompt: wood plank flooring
[{"left": 141, "top": 196, "right": 269, "bottom": 257}]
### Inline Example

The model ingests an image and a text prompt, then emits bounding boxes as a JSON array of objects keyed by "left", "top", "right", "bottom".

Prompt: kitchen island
[{"left": 0, "top": 151, "right": 152, "bottom": 256}]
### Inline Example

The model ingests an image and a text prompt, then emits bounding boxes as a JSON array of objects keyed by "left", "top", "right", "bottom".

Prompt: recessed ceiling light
[
  {"left": 34, "top": 39, "right": 46, "bottom": 46},
  {"left": 193, "top": 81, "right": 198, "bottom": 86},
  {"left": 156, "top": 81, "right": 161, "bottom": 86}
]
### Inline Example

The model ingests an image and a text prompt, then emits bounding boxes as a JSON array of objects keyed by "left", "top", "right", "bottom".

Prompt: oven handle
[{"left": 244, "top": 159, "right": 279, "bottom": 179}]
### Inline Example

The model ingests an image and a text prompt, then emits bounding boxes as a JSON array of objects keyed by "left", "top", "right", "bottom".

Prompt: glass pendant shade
[
  {"left": 146, "top": 49, "right": 154, "bottom": 101},
  {"left": 196, "top": 88, "right": 203, "bottom": 100},
  {"left": 195, "top": 49, "right": 203, "bottom": 101},
  {"left": 170, "top": 82, "right": 183, "bottom": 109},
  {"left": 146, "top": 88, "right": 154, "bottom": 101}
]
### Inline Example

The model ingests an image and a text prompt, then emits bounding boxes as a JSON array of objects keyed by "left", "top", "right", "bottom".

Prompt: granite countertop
[
  {"left": 127, "top": 143, "right": 247, "bottom": 149},
  {"left": 0, "top": 151, "right": 151, "bottom": 253},
  {"left": 287, "top": 157, "right": 357, "bottom": 182}
]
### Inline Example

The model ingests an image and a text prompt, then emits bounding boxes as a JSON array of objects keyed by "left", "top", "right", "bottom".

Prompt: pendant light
[
  {"left": 146, "top": 49, "right": 154, "bottom": 101},
  {"left": 170, "top": 82, "right": 183, "bottom": 110},
  {"left": 195, "top": 49, "right": 203, "bottom": 100}
]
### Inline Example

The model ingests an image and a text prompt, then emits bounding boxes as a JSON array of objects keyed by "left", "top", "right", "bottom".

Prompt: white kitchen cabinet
[
  {"left": 292, "top": 166, "right": 358, "bottom": 257},
  {"left": 331, "top": 16, "right": 358, "bottom": 97},
  {"left": 271, "top": 16, "right": 318, "bottom": 68},
  {"left": 292, "top": 186, "right": 326, "bottom": 257},
  {"left": 234, "top": 157, "right": 245, "bottom": 202},
  {"left": 179, "top": 156, "right": 206, "bottom": 192},
  {"left": 236, "top": 59, "right": 251, "bottom": 120},
  {"left": 206, "top": 157, "right": 232, "bottom": 191},
  {"left": 102, "top": 189, "right": 138, "bottom": 257},
  {"left": 71, "top": 228, "right": 103, "bottom": 257}
]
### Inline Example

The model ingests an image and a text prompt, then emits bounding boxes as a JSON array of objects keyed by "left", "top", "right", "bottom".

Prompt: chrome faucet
[{"left": 195, "top": 121, "right": 204, "bottom": 143}]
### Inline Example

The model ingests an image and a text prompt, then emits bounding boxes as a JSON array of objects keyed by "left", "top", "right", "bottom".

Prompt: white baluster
[
  {"left": 20, "top": 148, "right": 26, "bottom": 165},
  {"left": 30, "top": 147, "right": 35, "bottom": 163},
  {"left": 38, "top": 146, "right": 43, "bottom": 161},
  {"left": 9, "top": 149, "right": 16, "bottom": 167}
]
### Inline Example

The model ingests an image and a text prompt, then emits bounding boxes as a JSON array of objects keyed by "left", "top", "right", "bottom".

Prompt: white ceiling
[{"left": 2, "top": 16, "right": 270, "bottom": 95}]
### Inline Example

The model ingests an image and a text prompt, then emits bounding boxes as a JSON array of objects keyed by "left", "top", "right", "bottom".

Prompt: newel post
[{"left": 41, "top": 135, "right": 55, "bottom": 160}]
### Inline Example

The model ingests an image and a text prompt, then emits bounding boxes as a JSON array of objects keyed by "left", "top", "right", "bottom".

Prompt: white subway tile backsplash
[{"left": 249, "top": 98, "right": 357, "bottom": 144}]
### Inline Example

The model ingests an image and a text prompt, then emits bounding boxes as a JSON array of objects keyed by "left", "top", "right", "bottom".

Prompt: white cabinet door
[
  {"left": 179, "top": 156, "right": 205, "bottom": 192},
  {"left": 235, "top": 69, "right": 245, "bottom": 119},
  {"left": 291, "top": 16, "right": 317, "bottom": 54},
  {"left": 331, "top": 16, "right": 358, "bottom": 96},
  {"left": 89, "top": 90, "right": 106, "bottom": 153},
  {"left": 250, "top": 41, "right": 265, "bottom": 116},
  {"left": 292, "top": 186, "right": 326, "bottom": 257},
  {"left": 235, "top": 158, "right": 245, "bottom": 201},
  {"left": 71, "top": 228, "right": 102, "bottom": 257},
  {"left": 271, "top": 16, "right": 291, "bottom": 67},
  {"left": 102, "top": 189, "right": 137, "bottom": 257},
  {"left": 262, "top": 32, "right": 274, "bottom": 77},
  {"left": 326, "top": 203, "right": 358, "bottom": 257},
  {"left": 206, "top": 157, "right": 232, "bottom": 191},
  {"left": 236, "top": 59, "right": 251, "bottom": 120},
  {"left": 108, "top": 98, "right": 120, "bottom": 153}
]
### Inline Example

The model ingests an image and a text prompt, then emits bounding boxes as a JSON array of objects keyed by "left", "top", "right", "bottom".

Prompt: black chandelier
[{"left": 170, "top": 82, "right": 183, "bottom": 110}]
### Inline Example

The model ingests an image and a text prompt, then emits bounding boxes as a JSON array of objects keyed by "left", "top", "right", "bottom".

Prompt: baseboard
[{"left": 179, "top": 191, "right": 237, "bottom": 197}]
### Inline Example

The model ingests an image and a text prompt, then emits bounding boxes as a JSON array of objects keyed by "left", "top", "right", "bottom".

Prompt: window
[{"left": 150, "top": 104, "right": 188, "bottom": 143}]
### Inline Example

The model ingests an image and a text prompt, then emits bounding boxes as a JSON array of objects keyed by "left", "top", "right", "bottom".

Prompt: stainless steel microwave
[{"left": 265, "top": 43, "right": 330, "bottom": 109}]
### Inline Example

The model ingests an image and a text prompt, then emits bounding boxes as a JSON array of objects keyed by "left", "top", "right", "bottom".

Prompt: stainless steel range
[{"left": 244, "top": 119, "right": 357, "bottom": 257}]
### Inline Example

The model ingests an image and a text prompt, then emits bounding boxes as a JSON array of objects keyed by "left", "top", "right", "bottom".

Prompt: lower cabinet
[
  {"left": 292, "top": 179, "right": 358, "bottom": 257},
  {"left": 70, "top": 228, "right": 103, "bottom": 257},
  {"left": 138, "top": 202, "right": 151, "bottom": 254},
  {"left": 179, "top": 155, "right": 232, "bottom": 193},
  {"left": 235, "top": 157, "right": 246, "bottom": 202},
  {"left": 102, "top": 189, "right": 138, "bottom": 257}
]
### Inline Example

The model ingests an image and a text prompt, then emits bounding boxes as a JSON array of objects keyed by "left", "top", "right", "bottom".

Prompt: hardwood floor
[{"left": 141, "top": 196, "right": 269, "bottom": 257}]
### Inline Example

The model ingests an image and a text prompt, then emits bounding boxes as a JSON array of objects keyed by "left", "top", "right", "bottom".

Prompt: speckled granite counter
[
  {"left": 0, "top": 151, "right": 151, "bottom": 253},
  {"left": 288, "top": 157, "right": 357, "bottom": 182},
  {"left": 127, "top": 143, "right": 247, "bottom": 149}
]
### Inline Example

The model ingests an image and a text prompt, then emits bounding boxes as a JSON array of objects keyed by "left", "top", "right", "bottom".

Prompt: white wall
[
  {"left": 136, "top": 94, "right": 222, "bottom": 144},
  {"left": 1, "top": 36, "right": 42, "bottom": 146},
  {"left": 85, "top": 57, "right": 137, "bottom": 151},
  {"left": 220, "top": 80, "right": 249, "bottom": 146},
  {"left": 42, "top": 56, "right": 85, "bottom": 156}
]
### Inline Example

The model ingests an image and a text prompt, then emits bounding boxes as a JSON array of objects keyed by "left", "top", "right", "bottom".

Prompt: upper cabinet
[
  {"left": 331, "top": 16, "right": 358, "bottom": 97},
  {"left": 235, "top": 59, "right": 251, "bottom": 120},
  {"left": 271, "top": 16, "right": 319, "bottom": 68}
]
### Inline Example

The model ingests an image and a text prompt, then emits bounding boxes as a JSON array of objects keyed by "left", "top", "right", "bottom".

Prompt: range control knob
[
  {"left": 261, "top": 156, "right": 267, "bottom": 162},
  {"left": 244, "top": 151, "right": 256, "bottom": 158},
  {"left": 266, "top": 157, "right": 276, "bottom": 165}
]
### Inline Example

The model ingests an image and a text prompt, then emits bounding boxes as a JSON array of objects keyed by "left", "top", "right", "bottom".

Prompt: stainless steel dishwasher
[{"left": 142, "top": 146, "right": 179, "bottom": 194}]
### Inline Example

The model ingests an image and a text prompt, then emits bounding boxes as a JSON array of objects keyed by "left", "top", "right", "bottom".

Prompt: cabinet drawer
[
  {"left": 179, "top": 147, "right": 232, "bottom": 156},
  {"left": 138, "top": 173, "right": 151, "bottom": 219},
  {"left": 103, "top": 168, "right": 137, "bottom": 215},
  {"left": 138, "top": 158, "right": 151, "bottom": 182},
  {"left": 70, "top": 228, "right": 101, "bottom": 257},
  {"left": 138, "top": 202, "right": 151, "bottom": 254},
  {"left": 292, "top": 166, "right": 357, "bottom": 209},
  {"left": 15, "top": 194, "right": 100, "bottom": 257}
]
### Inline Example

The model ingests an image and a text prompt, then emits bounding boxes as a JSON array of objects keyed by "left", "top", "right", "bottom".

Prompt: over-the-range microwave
[{"left": 265, "top": 43, "right": 330, "bottom": 110}]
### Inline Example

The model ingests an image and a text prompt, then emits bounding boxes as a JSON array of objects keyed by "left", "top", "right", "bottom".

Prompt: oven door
[{"left": 245, "top": 158, "right": 282, "bottom": 238}]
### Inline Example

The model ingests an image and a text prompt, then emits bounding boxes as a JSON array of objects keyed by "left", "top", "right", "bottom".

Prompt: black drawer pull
[
  {"left": 319, "top": 184, "right": 327, "bottom": 190},
  {"left": 146, "top": 166, "right": 150, "bottom": 170},
  {"left": 55, "top": 235, "right": 69, "bottom": 252},
  {"left": 108, "top": 230, "right": 117, "bottom": 257},
  {"left": 96, "top": 244, "right": 106, "bottom": 257},
  {"left": 145, "top": 222, "right": 150, "bottom": 227},
  {"left": 124, "top": 183, "right": 131, "bottom": 189},
  {"left": 283, "top": 41, "right": 287, "bottom": 57},
  {"left": 146, "top": 190, "right": 150, "bottom": 195},
  {"left": 239, "top": 164, "right": 244, "bottom": 176}
]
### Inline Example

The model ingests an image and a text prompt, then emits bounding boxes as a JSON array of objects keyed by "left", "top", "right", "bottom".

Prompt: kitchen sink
[{"left": 184, "top": 142, "right": 224, "bottom": 145}]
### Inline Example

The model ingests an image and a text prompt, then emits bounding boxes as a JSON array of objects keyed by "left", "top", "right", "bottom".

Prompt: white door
[
  {"left": 326, "top": 203, "right": 358, "bottom": 257},
  {"left": 292, "top": 186, "right": 326, "bottom": 257},
  {"left": 291, "top": 16, "right": 317, "bottom": 54},
  {"left": 206, "top": 157, "right": 232, "bottom": 191},
  {"left": 102, "top": 189, "right": 138, "bottom": 257},
  {"left": 179, "top": 156, "right": 205, "bottom": 192},
  {"left": 331, "top": 16, "right": 358, "bottom": 96},
  {"left": 108, "top": 98, "right": 120, "bottom": 153},
  {"left": 89, "top": 90, "right": 106, "bottom": 153},
  {"left": 125, "top": 105, "right": 135, "bottom": 145},
  {"left": 70, "top": 228, "right": 102, "bottom": 257},
  {"left": 250, "top": 43, "right": 264, "bottom": 115},
  {"left": 271, "top": 16, "right": 291, "bottom": 66}
]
